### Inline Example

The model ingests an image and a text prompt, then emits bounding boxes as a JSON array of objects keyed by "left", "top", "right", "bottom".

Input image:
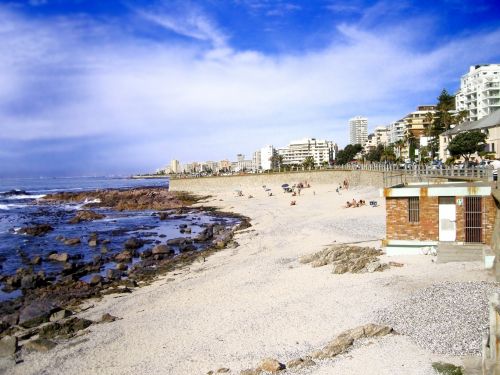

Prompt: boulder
[
  {"left": 69, "top": 210, "right": 105, "bottom": 224},
  {"left": 116, "top": 263, "right": 128, "bottom": 271},
  {"left": 24, "top": 338, "right": 57, "bottom": 352},
  {"left": 152, "top": 245, "right": 172, "bottom": 255},
  {"left": 89, "top": 274, "right": 102, "bottom": 285},
  {"left": 124, "top": 237, "right": 143, "bottom": 250},
  {"left": 167, "top": 238, "right": 186, "bottom": 246},
  {"left": 18, "top": 224, "right": 53, "bottom": 236},
  {"left": 159, "top": 212, "right": 169, "bottom": 220},
  {"left": 331, "top": 263, "right": 348, "bottom": 274},
  {"left": 39, "top": 317, "right": 93, "bottom": 339},
  {"left": 88, "top": 239, "right": 98, "bottom": 247},
  {"left": 100, "top": 313, "right": 119, "bottom": 323},
  {"left": 0, "top": 336, "right": 17, "bottom": 358},
  {"left": 19, "top": 300, "right": 57, "bottom": 328},
  {"left": 115, "top": 251, "right": 132, "bottom": 262},
  {"left": 324, "top": 335, "right": 354, "bottom": 357},
  {"left": 107, "top": 269, "right": 123, "bottom": 280},
  {"left": 20, "top": 275, "right": 37, "bottom": 289},
  {"left": 48, "top": 252, "right": 69, "bottom": 262},
  {"left": 362, "top": 323, "right": 392, "bottom": 337},
  {"left": 258, "top": 358, "right": 284, "bottom": 373},
  {"left": 30, "top": 256, "right": 42, "bottom": 265},
  {"left": 64, "top": 238, "right": 81, "bottom": 246},
  {"left": 50, "top": 309, "right": 72, "bottom": 322}
]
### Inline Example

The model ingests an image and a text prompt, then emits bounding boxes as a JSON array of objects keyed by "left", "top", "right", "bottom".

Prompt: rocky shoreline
[{"left": 0, "top": 187, "right": 250, "bottom": 360}]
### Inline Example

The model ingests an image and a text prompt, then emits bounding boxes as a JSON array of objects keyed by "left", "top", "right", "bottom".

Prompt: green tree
[
  {"left": 366, "top": 144, "right": 384, "bottom": 162},
  {"left": 302, "top": 156, "right": 315, "bottom": 170},
  {"left": 336, "top": 144, "right": 362, "bottom": 165},
  {"left": 381, "top": 145, "right": 396, "bottom": 162},
  {"left": 447, "top": 131, "right": 487, "bottom": 166}
]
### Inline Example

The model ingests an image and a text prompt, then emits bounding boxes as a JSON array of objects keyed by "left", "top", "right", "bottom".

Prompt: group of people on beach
[
  {"left": 345, "top": 199, "right": 366, "bottom": 208},
  {"left": 335, "top": 179, "right": 349, "bottom": 195}
]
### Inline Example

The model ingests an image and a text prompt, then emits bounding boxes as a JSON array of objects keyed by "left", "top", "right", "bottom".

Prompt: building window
[{"left": 408, "top": 197, "right": 419, "bottom": 223}]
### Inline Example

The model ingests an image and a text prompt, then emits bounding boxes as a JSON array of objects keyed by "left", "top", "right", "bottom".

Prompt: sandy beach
[{"left": 3, "top": 180, "right": 492, "bottom": 375}]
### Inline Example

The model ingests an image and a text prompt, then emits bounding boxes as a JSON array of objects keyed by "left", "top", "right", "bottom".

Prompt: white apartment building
[
  {"left": 363, "top": 134, "right": 377, "bottom": 153},
  {"left": 456, "top": 64, "right": 500, "bottom": 122},
  {"left": 170, "top": 159, "right": 180, "bottom": 174},
  {"left": 277, "top": 138, "right": 337, "bottom": 166},
  {"left": 349, "top": 116, "right": 368, "bottom": 145},
  {"left": 388, "top": 119, "right": 405, "bottom": 144},
  {"left": 260, "top": 145, "right": 275, "bottom": 171},
  {"left": 252, "top": 150, "right": 262, "bottom": 171},
  {"left": 374, "top": 126, "right": 389, "bottom": 146}
]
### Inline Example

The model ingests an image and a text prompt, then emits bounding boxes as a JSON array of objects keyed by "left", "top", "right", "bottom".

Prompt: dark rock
[
  {"left": 18, "top": 224, "right": 53, "bottom": 236},
  {"left": 50, "top": 309, "right": 72, "bottom": 322},
  {"left": 24, "top": 338, "right": 57, "bottom": 352},
  {"left": 159, "top": 212, "right": 169, "bottom": 220},
  {"left": 89, "top": 274, "right": 102, "bottom": 285},
  {"left": 69, "top": 210, "right": 105, "bottom": 224},
  {"left": 39, "top": 317, "right": 93, "bottom": 339},
  {"left": 30, "top": 256, "right": 42, "bottom": 265},
  {"left": 20, "top": 275, "right": 37, "bottom": 290},
  {"left": 115, "top": 251, "right": 132, "bottom": 262},
  {"left": 179, "top": 224, "right": 188, "bottom": 229},
  {"left": 124, "top": 237, "right": 143, "bottom": 250},
  {"left": 140, "top": 249, "right": 152, "bottom": 258},
  {"left": 19, "top": 300, "right": 57, "bottom": 328},
  {"left": 152, "top": 244, "right": 172, "bottom": 255},
  {"left": 106, "top": 269, "right": 123, "bottom": 280},
  {"left": 0, "top": 336, "right": 17, "bottom": 357},
  {"left": 116, "top": 263, "right": 128, "bottom": 271},
  {"left": 166, "top": 237, "right": 186, "bottom": 246}
]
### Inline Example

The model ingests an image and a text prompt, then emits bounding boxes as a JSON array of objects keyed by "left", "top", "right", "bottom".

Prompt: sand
[{"left": 2, "top": 181, "right": 492, "bottom": 375}]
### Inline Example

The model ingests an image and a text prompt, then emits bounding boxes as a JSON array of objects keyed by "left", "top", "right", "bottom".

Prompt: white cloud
[{"left": 0, "top": 5, "right": 500, "bottom": 174}]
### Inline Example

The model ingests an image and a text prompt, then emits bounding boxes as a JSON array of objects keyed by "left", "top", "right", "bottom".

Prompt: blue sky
[{"left": 1, "top": 0, "right": 500, "bottom": 176}]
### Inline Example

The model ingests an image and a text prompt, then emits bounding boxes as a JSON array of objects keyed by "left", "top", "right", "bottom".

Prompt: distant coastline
[{"left": 130, "top": 175, "right": 170, "bottom": 179}]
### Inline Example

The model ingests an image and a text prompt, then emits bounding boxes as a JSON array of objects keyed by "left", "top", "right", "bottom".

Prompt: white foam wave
[
  {"left": 0, "top": 204, "right": 25, "bottom": 210},
  {"left": 6, "top": 194, "right": 46, "bottom": 200}
]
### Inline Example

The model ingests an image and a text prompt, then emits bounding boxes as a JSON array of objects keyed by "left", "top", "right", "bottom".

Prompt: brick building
[{"left": 382, "top": 182, "right": 496, "bottom": 255}]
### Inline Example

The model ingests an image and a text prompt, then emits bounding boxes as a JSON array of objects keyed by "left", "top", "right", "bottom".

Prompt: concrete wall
[{"left": 170, "top": 170, "right": 386, "bottom": 193}]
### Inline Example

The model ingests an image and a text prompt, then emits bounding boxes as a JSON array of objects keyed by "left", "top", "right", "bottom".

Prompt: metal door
[
  {"left": 465, "top": 196, "right": 483, "bottom": 243},
  {"left": 439, "top": 197, "right": 456, "bottom": 242}
]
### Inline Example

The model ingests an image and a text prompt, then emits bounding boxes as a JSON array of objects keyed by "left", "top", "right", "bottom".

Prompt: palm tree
[{"left": 302, "top": 156, "right": 315, "bottom": 170}]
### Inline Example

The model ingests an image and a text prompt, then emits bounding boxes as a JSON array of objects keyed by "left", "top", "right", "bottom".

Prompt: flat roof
[{"left": 381, "top": 182, "right": 492, "bottom": 197}]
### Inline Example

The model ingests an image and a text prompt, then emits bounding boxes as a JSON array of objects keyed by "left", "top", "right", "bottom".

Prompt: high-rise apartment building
[
  {"left": 260, "top": 146, "right": 275, "bottom": 171},
  {"left": 348, "top": 116, "right": 368, "bottom": 145},
  {"left": 456, "top": 64, "right": 500, "bottom": 121},
  {"left": 170, "top": 159, "right": 180, "bottom": 174}
]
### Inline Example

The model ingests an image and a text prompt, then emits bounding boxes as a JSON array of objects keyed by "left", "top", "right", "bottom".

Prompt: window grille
[
  {"left": 465, "top": 197, "right": 484, "bottom": 243},
  {"left": 408, "top": 197, "right": 419, "bottom": 223}
]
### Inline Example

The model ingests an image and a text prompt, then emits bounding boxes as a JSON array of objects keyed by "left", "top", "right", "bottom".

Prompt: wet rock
[
  {"left": 69, "top": 210, "right": 105, "bottom": 224},
  {"left": 0, "top": 336, "right": 17, "bottom": 358},
  {"left": 159, "top": 212, "right": 169, "bottom": 220},
  {"left": 18, "top": 224, "right": 54, "bottom": 236},
  {"left": 48, "top": 252, "right": 69, "bottom": 262},
  {"left": 24, "top": 338, "right": 57, "bottom": 352},
  {"left": 194, "top": 227, "right": 213, "bottom": 242},
  {"left": 183, "top": 227, "right": 192, "bottom": 234},
  {"left": 106, "top": 269, "right": 123, "bottom": 280},
  {"left": 19, "top": 300, "right": 57, "bottom": 328},
  {"left": 258, "top": 358, "right": 284, "bottom": 373},
  {"left": 21, "top": 275, "right": 37, "bottom": 289},
  {"left": 116, "top": 263, "right": 128, "bottom": 271},
  {"left": 152, "top": 244, "right": 172, "bottom": 255},
  {"left": 88, "top": 239, "right": 98, "bottom": 247},
  {"left": 115, "top": 251, "right": 133, "bottom": 262},
  {"left": 100, "top": 245, "right": 108, "bottom": 254},
  {"left": 64, "top": 238, "right": 81, "bottom": 246},
  {"left": 124, "top": 237, "right": 143, "bottom": 250},
  {"left": 167, "top": 237, "right": 186, "bottom": 246},
  {"left": 50, "top": 309, "right": 72, "bottom": 322},
  {"left": 39, "top": 317, "right": 93, "bottom": 339},
  {"left": 140, "top": 249, "right": 152, "bottom": 258},
  {"left": 179, "top": 224, "right": 188, "bottom": 229},
  {"left": 30, "top": 256, "right": 42, "bottom": 265},
  {"left": 179, "top": 243, "right": 196, "bottom": 252},
  {"left": 89, "top": 274, "right": 102, "bottom": 285}
]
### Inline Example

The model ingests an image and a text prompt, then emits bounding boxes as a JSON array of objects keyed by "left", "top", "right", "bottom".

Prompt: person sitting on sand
[
  {"left": 345, "top": 201, "right": 352, "bottom": 208},
  {"left": 351, "top": 198, "right": 357, "bottom": 207}
]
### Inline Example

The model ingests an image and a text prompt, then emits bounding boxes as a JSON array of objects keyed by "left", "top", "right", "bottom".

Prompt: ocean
[{"left": 0, "top": 177, "right": 237, "bottom": 301}]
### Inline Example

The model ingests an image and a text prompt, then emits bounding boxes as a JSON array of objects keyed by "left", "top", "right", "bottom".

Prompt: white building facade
[
  {"left": 277, "top": 138, "right": 337, "bottom": 166},
  {"left": 349, "top": 116, "right": 368, "bottom": 145},
  {"left": 456, "top": 64, "right": 500, "bottom": 122},
  {"left": 260, "top": 145, "right": 275, "bottom": 171}
]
